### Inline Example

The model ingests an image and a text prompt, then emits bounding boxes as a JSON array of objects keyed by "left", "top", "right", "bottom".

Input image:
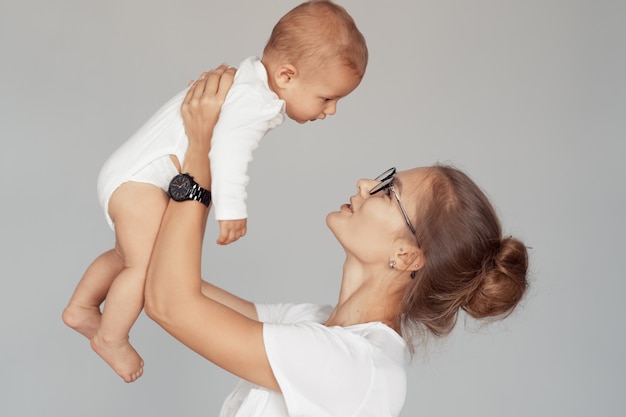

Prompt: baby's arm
[
  {"left": 209, "top": 62, "right": 284, "bottom": 245},
  {"left": 217, "top": 219, "right": 247, "bottom": 245},
  {"left": 209, "top": 89, "right": 267, "bottom": 233}
]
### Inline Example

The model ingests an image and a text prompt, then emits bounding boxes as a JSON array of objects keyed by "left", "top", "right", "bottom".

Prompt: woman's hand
[{"left": 181, "top": 64, "right": 236, "bottom": 156}]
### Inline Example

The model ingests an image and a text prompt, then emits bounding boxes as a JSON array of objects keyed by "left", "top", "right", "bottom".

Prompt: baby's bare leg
[
  {"left": 90, "top": 182, "right": 168, "bottom": 383},
  {"left": 63, "top": 249, "right": 124, "bottom": 340}
]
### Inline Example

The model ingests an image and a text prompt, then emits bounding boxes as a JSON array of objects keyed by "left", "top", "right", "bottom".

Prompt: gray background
[{"left": 1, "top": 0, "right": 624, "bottom": 416}]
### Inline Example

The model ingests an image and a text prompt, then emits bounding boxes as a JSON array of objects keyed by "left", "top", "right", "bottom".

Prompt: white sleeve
[
  {"left": 263, "top": 322, "right": 374, "bottom": 417},
  {"left": 209, "top": 79, "right": 284, "bottom": 221}
]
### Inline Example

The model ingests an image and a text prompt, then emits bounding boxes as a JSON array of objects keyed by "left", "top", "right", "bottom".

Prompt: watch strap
[{"left": 188, "top": 182, "right": 211, "bottom": 206}]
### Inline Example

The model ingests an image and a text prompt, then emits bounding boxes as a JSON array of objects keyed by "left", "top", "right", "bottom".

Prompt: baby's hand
[{"left": 217, "top": 219, "right": 247, "bottom": 245}]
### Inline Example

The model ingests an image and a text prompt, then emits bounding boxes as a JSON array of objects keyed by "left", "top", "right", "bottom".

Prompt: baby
[{"left": 62, "top": 0, "right": 367, "bottom": 382}]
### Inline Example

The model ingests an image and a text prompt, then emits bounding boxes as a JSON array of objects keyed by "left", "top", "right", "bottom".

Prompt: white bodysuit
[
  {"left": 219, "top": 303, "right": 408, "bottom": 417},
  {"left": 97, "top": 56, "right": 285, "bottom": 229}
]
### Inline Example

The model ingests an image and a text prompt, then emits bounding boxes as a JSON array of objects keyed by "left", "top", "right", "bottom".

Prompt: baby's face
[{"left": 281, "top": 61, "right": 362, "bottom": 124}]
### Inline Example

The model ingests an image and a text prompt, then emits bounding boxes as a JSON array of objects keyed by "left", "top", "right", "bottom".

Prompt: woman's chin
[{"left": 325, "top": 213, "right": 344, "bottom": 240}]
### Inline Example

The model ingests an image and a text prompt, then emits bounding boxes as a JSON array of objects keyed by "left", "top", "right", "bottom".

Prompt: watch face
[{"left": 169, "top": 174, "right": 191, "bottom": 201}]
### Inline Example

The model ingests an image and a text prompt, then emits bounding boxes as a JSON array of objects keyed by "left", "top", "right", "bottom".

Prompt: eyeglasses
[{"left": 369, "top": 167, "right": 417, "bottom": 238}]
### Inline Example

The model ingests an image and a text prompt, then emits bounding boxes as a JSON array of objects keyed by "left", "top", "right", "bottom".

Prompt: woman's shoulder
[
  {"left": 255, "top": 302, "right": 332, "bottom": 324},
  {"left": 345, "top": 322, "right": 407, "bottom": 356},
  {"left": 258, "top": 303, "right": 407, "bottom": 364}
]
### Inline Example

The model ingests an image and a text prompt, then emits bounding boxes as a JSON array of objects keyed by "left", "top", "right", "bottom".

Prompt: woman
[{"left": 145, "top": 65, "right": 528, "bottom": 417}]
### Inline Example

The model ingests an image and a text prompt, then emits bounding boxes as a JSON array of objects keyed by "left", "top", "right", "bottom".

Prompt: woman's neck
[{"left": 325, "top": 261, "right": 407, "bottom": 333}]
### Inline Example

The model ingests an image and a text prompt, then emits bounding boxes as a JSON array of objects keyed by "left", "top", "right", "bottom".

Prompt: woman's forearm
[
  {"left": 144, "top": 186, "right": 209, "bottom": 322},
  {"left": 144, "top": 141, "right": 211, "bottom": 308}
]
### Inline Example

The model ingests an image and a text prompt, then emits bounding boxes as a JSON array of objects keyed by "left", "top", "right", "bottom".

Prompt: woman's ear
[
  {"left": 273, "top": 64, "right": 298, "bottom": 89},
  {"left": 395, "top": 245, "right": 425, "bottom": 273}
]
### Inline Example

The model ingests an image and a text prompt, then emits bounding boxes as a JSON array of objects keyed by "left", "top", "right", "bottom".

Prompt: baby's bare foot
[
  {"left": 91, "top": 333, "right": 144, "bottom": 383},
  {"left": 62, "top": 303, "right": 102, "bottom": 340}
]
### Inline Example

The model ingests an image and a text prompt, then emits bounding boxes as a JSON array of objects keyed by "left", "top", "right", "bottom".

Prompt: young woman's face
[
  {"left": 280, "top": 61, "right": 362, "bottom": 124},
  {"left": 326, "top": 168, "right": 427, "bottom": 261}
]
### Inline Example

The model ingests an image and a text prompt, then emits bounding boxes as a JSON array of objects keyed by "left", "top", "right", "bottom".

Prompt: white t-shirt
[{"left": 219, "top": 303, "right": 408, "bottom": 417}]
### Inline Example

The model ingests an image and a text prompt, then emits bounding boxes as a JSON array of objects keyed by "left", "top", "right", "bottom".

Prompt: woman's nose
[{"left": 356, "top": 178, "right": 376, "bottom": 197}]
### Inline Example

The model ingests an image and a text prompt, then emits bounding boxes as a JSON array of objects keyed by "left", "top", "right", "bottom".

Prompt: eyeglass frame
[{"left": 369, "top": 167, "right": 418, "bottom": 239}]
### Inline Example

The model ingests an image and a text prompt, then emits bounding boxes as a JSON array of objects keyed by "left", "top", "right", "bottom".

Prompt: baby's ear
[{"left": 274, "top": 64, "right": 298, "bottom": 88}]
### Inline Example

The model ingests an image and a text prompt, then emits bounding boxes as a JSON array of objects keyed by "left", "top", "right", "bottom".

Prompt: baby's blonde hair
[{"left": 263, "top": 0, "right": 368, "bottom": 77}]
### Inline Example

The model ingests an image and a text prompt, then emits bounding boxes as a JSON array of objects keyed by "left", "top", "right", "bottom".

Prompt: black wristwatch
[{"left": 168, "top": 173, "right": 211, "bottom": 206}]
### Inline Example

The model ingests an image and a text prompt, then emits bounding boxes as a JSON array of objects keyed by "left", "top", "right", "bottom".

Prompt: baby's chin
[{"left": 286, "top": 113, "right": 317, "bottom": 124}]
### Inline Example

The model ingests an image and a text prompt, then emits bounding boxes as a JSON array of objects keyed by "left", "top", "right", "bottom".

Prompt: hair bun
[{"left": 464, "top": 236, "right": 529, "bottom": 319}]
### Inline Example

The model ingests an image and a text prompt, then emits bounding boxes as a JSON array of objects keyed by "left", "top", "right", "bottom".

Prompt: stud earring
[{"left": 389, "top": 260, "right": 396, "bottom": 269}]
